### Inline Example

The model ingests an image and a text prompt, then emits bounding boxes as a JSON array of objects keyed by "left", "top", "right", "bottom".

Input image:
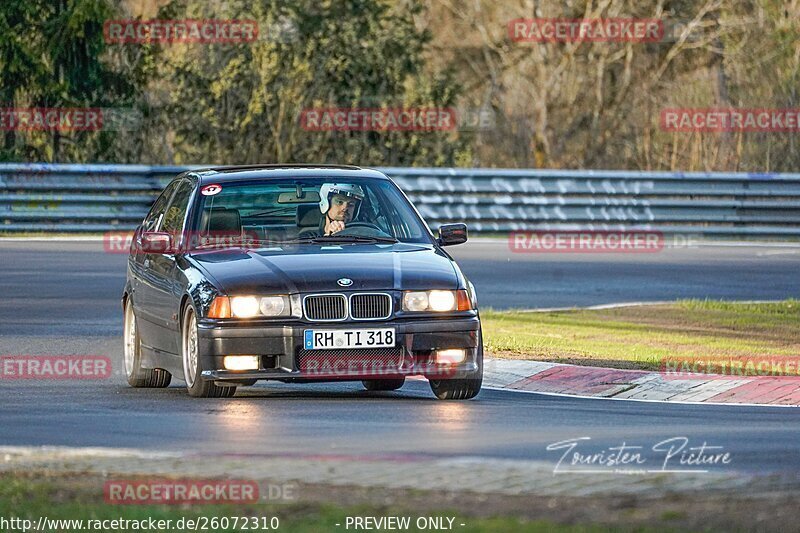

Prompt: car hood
[{"left": 187, "top": 243, "right": 460, "bottom": 294}]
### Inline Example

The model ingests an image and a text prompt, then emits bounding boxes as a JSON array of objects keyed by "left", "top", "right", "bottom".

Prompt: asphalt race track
[
  {"left": 2, "top": 239, "right": 800, "bottom": 337},
  {"left": 1, "top": 239, "right": 799, "bottom": 476},
  {"left": 454, "top": 239, "right": 800, "bottom": 308}
]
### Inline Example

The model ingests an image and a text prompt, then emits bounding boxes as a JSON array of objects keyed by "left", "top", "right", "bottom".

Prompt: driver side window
[
  {"left": 141, "top": 181, "right": 179, "bottom": 232},
  {"left": 161, "top": 180, "right": 193, "bottom": 234}
]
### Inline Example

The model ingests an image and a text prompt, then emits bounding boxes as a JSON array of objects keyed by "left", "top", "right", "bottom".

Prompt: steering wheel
[
  {"left": 334, "top": 221, "right": 388, "bottom": 236},
  {"left": 339, "top": 221, "right": 381, "bottom": 231}
]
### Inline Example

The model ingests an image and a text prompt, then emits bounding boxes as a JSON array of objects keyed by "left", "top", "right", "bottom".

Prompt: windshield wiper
[
  {"left": 191, "top": 238, "right": 282, "bottom": 250},
  {"left": 279, "top": 235, "right": 399, "bottom": 244},
  {"left": 193, "top": 236, "right": 400, "bottom": 247},
  {"left": 191, "top": 241, "right": 247, "bottom": 250}
]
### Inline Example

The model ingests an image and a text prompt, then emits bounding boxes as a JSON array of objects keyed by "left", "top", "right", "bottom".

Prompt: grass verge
[
  {"left": 482, "top": 299, "right": 800, "bottom": 372},
  {"left": 0, "top": 472, "right": 657, "bottom": 533}
]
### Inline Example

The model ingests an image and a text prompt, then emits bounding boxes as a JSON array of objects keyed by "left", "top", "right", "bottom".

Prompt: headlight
[
  {"left": 402, "top": 290, "right": 472, "bottom": 312},
  {"left": 429, "top": 290, "right": 456, "bottom": 311},
  {"left": 231, "top": 296, "right": 260, "bottom": 318},
  {"left": 259, "top": 296, "right": 287, "bottom": 316},
  {"left": 403, "top": 291, "right": 430, "bottom": 312},
  {"left": 208, "top": 295, "right": 294, "bottom": 318}
]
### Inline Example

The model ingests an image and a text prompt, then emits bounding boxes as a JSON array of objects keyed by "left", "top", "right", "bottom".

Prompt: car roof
[{"left": 188, "top": 164, "right": 391, "bottom": 185}]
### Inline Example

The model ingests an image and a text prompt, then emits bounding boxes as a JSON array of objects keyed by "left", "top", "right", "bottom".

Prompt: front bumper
[{"left": 197, "top": 316, "right": 481, "bottom": 382}]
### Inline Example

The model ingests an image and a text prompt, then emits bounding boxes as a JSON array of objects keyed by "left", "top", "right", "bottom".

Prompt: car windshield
[{"left": 190, "top": 177, "right": 432, "bottom": 248}]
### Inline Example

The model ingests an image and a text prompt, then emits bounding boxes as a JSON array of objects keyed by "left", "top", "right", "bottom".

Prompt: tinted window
[
  {"left": 161, "top": 180, "right": 193, "bottom": 234},
  {"left": 142, "top": 181, "right": 178, "bottom": 232},
  {"left": 192, "top": 178, "right": 432, "bottom": 246}
]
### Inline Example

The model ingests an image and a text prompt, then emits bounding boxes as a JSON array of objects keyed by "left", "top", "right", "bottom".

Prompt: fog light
[
  {"left": 223, "top": 355, "right": 260, "bottom": 371},
  {"left": 436, "top": 349, "right": 465, "bottom": 364}
]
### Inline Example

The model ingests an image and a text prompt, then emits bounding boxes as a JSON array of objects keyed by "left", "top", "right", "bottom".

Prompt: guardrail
[{"left": 1, "top": 163, "right": 800, "bottom": 237}]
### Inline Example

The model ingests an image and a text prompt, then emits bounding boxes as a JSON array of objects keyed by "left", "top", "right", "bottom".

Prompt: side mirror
[
  {"left": 139, "top": 231, "right": 174, "bottom": 253},
  {"left": 437, "top": 223, "right": 468, "bottom": 246}
]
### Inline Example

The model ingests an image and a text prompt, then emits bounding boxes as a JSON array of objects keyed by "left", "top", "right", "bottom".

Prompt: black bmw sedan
[{"left": 122, "top": 164, "right": 482, "bottom": 399}]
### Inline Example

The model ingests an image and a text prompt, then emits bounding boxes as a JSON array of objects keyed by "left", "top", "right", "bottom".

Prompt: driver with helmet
[{"left": 315, "top": 183, "right": 365, "bottom": 236}]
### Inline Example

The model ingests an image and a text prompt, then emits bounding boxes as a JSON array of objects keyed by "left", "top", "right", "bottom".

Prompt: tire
[
  {"left": 123, "top": 298, "right": 172, "bottom": 388},
  {"left": 429, "top": 330, "right": 483, "bottom": 400},
  {"left": 362, "top": 378, "right": 405, "bottom": 391},
  {"left": 181, "top": 306, "right": 236, "bottom": 398}
]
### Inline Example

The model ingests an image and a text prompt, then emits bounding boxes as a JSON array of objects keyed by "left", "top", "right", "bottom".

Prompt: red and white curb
[{"left": 483, "top": 358, "right": 800, "bottom": 406}]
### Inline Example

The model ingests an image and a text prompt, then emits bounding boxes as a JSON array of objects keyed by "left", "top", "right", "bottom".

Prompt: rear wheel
[
  {"left": 429, "top": 331, "right": 483, "bottom": 400},
  {"left": 362, "top": 378, "right": 405, "bottom": 391},
  {"left": 181, "top": 306, "right": 236, "bottom": 398},
  {"left": 123, "top": 298, "right": 171, "bottom": 388}
]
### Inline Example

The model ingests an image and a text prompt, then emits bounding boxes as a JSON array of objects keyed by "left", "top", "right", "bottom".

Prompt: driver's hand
[{"left": 325, "top": 220, "right": 346, "bottom": 235}]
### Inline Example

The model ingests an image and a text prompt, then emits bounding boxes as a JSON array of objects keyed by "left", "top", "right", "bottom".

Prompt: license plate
[{"left": 304, "top": 328, "right": 395, "bottom": 350}]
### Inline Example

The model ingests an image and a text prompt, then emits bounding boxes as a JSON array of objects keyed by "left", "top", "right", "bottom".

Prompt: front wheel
[
  {"left": 429, "top": 375, "right": 482, "bottom": 400},
  {"left": 123, "top": 298, "right": 171, "bottom": 388},
  {"left": 182, "top": 306, "right": 236, "bottom": 398}
]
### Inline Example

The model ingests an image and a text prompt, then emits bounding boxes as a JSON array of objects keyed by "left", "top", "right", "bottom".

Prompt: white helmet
[{"left": 319, "top": 183, "right": 365, "bottom": 217}]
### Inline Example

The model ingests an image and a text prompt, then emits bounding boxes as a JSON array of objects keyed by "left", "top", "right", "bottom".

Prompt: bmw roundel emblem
[{"left": 337, "top": 278, "right": 353, "bottom": 287}]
